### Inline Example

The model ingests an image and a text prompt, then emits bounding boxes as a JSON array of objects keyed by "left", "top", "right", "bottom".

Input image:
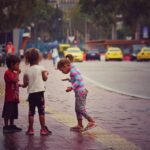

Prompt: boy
[
  {"left": 2, "top": 55, "right": 22, "bottom": 133},
  {"left": 57, "top": 59, "right": 95, "bottom": 131}
]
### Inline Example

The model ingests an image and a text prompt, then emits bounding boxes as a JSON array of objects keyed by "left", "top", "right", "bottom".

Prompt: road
[{"left": 75, "top": 61, "right": 150, "bottom": 99}]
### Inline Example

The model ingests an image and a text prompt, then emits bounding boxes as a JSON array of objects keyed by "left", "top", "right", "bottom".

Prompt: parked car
[
  {"left": 137, "top": 47, "right": 150, "bottom": 61},
  {"left": 130, "top": 44, "right": 145, "bottom": 61},
  {"left": 86, "top": 49, "right": 100, "bottom": 61},
  {"left": 64, "top": 47, "right": 83, "bottom": 62},
  {"left": 105, "top": 47, "right": 123, "bottom": 61}
]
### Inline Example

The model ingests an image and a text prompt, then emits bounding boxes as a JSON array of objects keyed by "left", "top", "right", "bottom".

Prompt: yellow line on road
[{"left": 45, "top": 106, "right": 142, "bottom": 150}]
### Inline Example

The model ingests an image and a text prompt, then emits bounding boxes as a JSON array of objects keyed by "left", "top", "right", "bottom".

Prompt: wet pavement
[{"left": 0, "top": 60, "right": 150, "bottom": 150}]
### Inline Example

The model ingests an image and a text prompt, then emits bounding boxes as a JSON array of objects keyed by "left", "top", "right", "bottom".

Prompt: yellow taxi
[
  {"left": 64, "top": 47, "right": 83, "bottom": 62},
  {"left": 105, "top": 47, "right": 123, "bottom": 61},
  {"left": 137, "top": 47, "right": 150, "bottom": 61}
]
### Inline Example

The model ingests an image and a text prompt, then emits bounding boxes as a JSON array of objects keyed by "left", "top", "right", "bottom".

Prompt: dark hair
[
  {"left": 6, "top": 55, "right": 20, "bottom": 68},
  {"left": 57, "top": 58, "right": 70, "bottom": 70},
  {"left": 65, "top": 54, "right": 74, "bottom": 62},
  {"left": 25, "top": 48, "right": 41, "bottom": 65}
]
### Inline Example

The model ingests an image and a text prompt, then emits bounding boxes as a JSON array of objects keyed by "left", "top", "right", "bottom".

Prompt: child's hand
[
  {"left": 18, "top": 69, "right": 21, "bottom": 74},
  {"left": 42, "top": 71, "right": 49, "bottom": 81},
  {"left": 14, "top": 69, "right": 21, "bottom": 74},
  {"left": 66, "top": 87, "right": 73, "bottom": 92},
  {"left": 61, "top": 78, "right": 70, "bottom": 81}
]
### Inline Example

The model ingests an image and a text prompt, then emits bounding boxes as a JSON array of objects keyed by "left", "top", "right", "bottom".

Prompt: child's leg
[
  {"left": 28, "top": 115, "right": 34, "bottom": 129},
  {"left": 4, "top": 118, "right": 9, "bottom": 126},
  {"left": 9, "top": 119, "right": 22, "bottom": 131},
  {"left": 39, "top": 115, "right": 45, "bottom": 129},
  {"left": 76, "top": 90, "right": 95, "bottom": 124},
  {"left": 10, "top": 119, "right": 14, "bottom": 125},
  {"left": 3, "top": 119, "right": 10, "bottom": 132},
  {"left": 70, "top": 109, "right": 83, "bottom": 130},
  {"left": 76, "top": 111, "right": 83, "bottom": 128},
  {"left": 27, "top": 101, "right": 35, "bottom": 131},
  {"left": 26, "top": 115, "right": 34, "bottom": 135},
  {"left": 37, "top": 93, "right": 52, "bottom": 135},
  {"left": 27, "top": 93, "right": 36, "bottom": 131}
]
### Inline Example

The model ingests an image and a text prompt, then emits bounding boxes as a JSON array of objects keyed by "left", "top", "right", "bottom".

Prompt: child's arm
[
  {"left": 61, "top": 78, "right": 70, "bottom": 82},
  {"left": 20, "top": 74, "right": 29, "bottom": 88},
  {"left": 42, "top": 71, "right": 49, "bottom": 81}
]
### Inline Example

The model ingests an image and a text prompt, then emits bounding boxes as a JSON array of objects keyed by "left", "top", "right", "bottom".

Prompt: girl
[{"left": 22, "top": 48, "right": 51, "bottom": 135}]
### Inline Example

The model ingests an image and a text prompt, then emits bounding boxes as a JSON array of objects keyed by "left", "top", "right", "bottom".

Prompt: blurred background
[{"left": 0, "top": 0, "right": 150, "bottom": 62}]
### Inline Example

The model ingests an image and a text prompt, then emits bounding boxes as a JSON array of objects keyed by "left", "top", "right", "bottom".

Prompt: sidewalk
[
  {"left": 0, "top": 60, "right": 149, "bottom": 150},
  {"left": 0, "top": 61, "right": 107, "bottom": 150}
]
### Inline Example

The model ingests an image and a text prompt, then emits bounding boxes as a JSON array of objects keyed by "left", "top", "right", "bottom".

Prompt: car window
[
  {"left": 88, "top": 50, "right": 99, "bottom": 53},
  {"left": 143, "top": 48, "right": 150, "bottom": 52},
  {"left": 108, "top": 49, "right": 121, "bottom": 52},
  {"left": 132, "top": 44, "right": 145, "bottom": 54},
  {"left": 67, "top": 49, "right": 81, "bottom": 53}
]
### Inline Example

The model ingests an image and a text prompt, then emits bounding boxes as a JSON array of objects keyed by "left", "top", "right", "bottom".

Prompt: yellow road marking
[{"left": 45, "top": 106, "right": 142, "bottom": 150}]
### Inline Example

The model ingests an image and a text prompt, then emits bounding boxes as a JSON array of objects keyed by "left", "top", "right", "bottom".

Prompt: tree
[
  {"left": 79, "top": 0, "right": 123, "bottom": 39},
  {"left": 79, "top": 0, "right": 150, "bottom": 40},
  {"left": 121, "top": 0, "right": 150, "bottom": 39},
  {"left": 0, "top": 0, "right": 64, "bottom": 42},
  {"left": 0, "top": 0, "right": 36, "bottom": 31}
]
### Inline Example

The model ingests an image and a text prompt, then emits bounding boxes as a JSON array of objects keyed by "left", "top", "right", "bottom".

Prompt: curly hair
[
  {"left": 57, "top": 58, "right": 70, "bottom": 70},
  {"left": 25, "top": 48, "right": 41, "bottom": 65},
  {"left": 65, "top": 54, "right": 74, "bottom": 62}
]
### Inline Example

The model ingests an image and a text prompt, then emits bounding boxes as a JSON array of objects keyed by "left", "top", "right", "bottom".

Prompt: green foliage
[
  {"left": 0, "top": 0, "right": 63, "bottom": 33},
  {"left": 0, "top": 0, "right": 36, "bottom": 31},
  {"left": 121, "top": 0, "right": 150, "bottom": 25},
  {"left": 79, "top": 0, "right": 150, "bottom": 39}
]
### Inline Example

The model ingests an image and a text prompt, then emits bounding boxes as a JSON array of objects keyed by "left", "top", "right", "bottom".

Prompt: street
[
  {"left": 0, "top": 60, "right": 150, "bottom": 150},
  {"left": 75, "top": 61, "right": 150, "bottom": 99}
]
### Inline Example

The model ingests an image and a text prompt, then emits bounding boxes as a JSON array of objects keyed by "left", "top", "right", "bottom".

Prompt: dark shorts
[
  {"left": 2, "top": 102, "right": 18, "bottom": 119},
  {"left": 28, "top": 91, "right": 45, "bottom": 116}
]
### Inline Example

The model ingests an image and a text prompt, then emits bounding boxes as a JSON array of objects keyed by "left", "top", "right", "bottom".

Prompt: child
[
  {"left": 2, "top": 55, "right": 22, "bottom": 133},
  {"left": 57, "top": 59, "right": 95, "bottom": 131},
  {"left": 22, "top": 48, "right": 52, "bottom": 135}
]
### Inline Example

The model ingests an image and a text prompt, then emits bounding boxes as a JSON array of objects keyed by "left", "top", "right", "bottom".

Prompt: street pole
[{"left": 85, "top": 17, "right": 88, "bottom": 42}]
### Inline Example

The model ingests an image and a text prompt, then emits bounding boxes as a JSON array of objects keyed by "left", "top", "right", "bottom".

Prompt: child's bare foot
[
  {"left": 70, "top": 125, "right": 83, "bottom": 131},
  {"left": 26, "top": 128, "right": 34, "bottom": 135},
  {"left": 86, "top": 121, "right": 96, "bottom": 129}
]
